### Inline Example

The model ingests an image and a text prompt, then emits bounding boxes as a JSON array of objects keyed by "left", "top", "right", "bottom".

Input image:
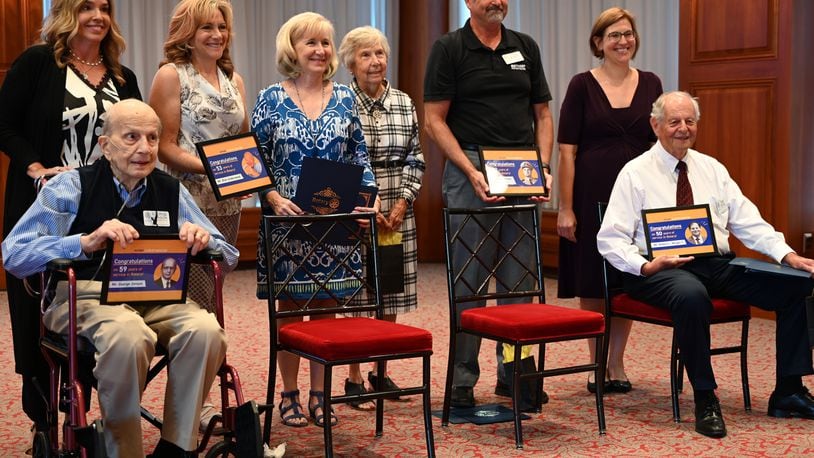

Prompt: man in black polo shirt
[{"left": 424, "top": 0, "right": 554, "bottom": 409}]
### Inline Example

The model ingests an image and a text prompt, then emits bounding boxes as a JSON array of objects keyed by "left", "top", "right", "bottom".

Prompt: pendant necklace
[
  {"left": 70, "top": 49, "right": 104, "bottom": 80},
  {"left": 293, "top": 79, "right": 326, "bottom": 147}
]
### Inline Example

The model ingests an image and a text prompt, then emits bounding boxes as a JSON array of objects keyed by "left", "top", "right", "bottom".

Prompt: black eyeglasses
[{"left": 606, "top": 30, "right": 635, "bottom": 42}]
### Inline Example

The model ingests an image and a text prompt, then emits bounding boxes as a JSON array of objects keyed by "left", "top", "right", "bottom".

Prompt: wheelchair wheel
[
  {"left": 31, "top": 430, "right": 51, "bottom": 458},
  {"left": 204, "top": 440, "right": 237, "bottom": 457}
]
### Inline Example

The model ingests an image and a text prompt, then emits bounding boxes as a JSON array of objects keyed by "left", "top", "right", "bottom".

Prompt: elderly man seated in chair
[
  {"left": 2, "top": 99, "right": 239, "bottom": 458},
  {"left": 597, "top": 91, "right": 814, "bottom": 439}
]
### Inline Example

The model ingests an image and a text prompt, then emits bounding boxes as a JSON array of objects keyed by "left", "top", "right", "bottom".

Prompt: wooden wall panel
[
  {"left": 691, "top": 0, "right": 777, "bottom": 61},
  {"left": 1, "top": 0, "right": 43, "bottom": 289},
  {"left": 398, "top": 0, "right": 448, "bottom": 262},
  {"left": 691, "top": 81, "right": 775, "bottom": 215}
]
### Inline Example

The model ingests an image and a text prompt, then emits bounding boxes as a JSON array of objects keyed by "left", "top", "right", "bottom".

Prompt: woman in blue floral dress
[{"left": 251, "top": 12, "right": 377, "bottom": 428}]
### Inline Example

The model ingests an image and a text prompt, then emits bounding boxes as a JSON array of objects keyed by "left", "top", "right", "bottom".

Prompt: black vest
[{"left": 69, "top": 158, "right": 180, "bottom": 280}]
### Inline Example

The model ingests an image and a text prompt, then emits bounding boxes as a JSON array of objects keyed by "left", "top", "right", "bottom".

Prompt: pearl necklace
[{"left": 70, "top": 49, "right": 104, "bottom": 67}]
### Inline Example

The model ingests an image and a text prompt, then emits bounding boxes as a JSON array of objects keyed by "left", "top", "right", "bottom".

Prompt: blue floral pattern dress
[{"left": 252, "top": 82, "right": 376, "bottom": 299}]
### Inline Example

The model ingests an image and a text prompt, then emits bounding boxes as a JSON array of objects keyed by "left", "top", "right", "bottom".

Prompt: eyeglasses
[{"left": 606, "top": 30, "right": 635, "bottom": 42}]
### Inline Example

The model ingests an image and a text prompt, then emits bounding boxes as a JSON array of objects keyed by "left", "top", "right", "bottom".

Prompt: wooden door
[
  {"left": 679, "top": 0, "right": 814, "bottom": 317},
  {"left": 0, "top": 0, "right": 43, "bottom": 289},
  {"left": 680, "top": 0, "right": 814, "bottom": 255}
]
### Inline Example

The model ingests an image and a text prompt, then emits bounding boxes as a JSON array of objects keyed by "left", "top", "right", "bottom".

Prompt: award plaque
[
  {"left": 196, "top": 132, "right": 272, "bottom": 201},
  {"left": 478, "top": 146, "right": 548, "bottom": 197},
  {"left": 100, "top": 236, "right": 190, "bottom": 305},
  {"left": 642, "top": 204, "right": 718, "bottom": 259}
]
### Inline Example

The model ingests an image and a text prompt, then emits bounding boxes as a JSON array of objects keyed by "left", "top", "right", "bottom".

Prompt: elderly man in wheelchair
[{"left": 2, "top": 99, "right": 239, "bottom": 457}]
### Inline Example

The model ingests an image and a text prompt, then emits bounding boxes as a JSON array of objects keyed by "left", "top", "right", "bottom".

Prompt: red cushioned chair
[
  {"left": 262, "top": 211, "right": 434, "bottom": 457},
  {"left": 442, "top": 205, "right": 606, "bottom": 449},
  {"left": 598, "top": 202, "right": 751, "bottom": 422}
]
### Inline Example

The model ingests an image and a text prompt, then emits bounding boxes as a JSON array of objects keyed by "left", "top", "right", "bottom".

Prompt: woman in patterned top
[
  {"left": 148, "top": 0, "right": 249, "bottom": 435},
  {"left": 252, "top": 12, "right": 378, "bottom": 428},
  {"left": 338, "top": 26, "right": 425, "bottom": 410},
  {"left": 0, "top": 0, "right": 140, "bottom": 434}
]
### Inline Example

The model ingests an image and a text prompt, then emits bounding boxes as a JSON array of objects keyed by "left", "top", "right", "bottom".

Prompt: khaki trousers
[{"left": 44, "top": 281, "right": 227, "bottom": 457}]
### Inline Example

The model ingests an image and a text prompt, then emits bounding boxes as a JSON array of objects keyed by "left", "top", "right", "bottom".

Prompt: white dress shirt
[{"left": 597, "top": 141, "right": 793, "bottom": 276}]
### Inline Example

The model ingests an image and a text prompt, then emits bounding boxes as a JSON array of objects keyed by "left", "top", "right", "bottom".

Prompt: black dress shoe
[
  {"left": 587, "top": 379, "right": 633, "bottom": 394},
  {"left": 768, "top": 387, "right": 814, "bottom": 419},
  {"left": 451, "top": 386, "right": 475, "bottom": 408},
  {"left": 694, "top": 394, "right": 727, "bottom": 438},
  {"left": 496, "top": 380, "right": 549, "bottom": 406},
  {"left": 148, "top": 438, "right": 197, "bottom": 458},
  {"left": 495, "top": 380, "right": 511, "bottom": 397},
  {"left": 607, "top": 379, "right": 633, "bottom": 393}
]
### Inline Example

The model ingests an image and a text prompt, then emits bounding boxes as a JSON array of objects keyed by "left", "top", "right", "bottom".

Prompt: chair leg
[
  {"left": 534, "top": 344, "right": 544, "bottom": 411},
  {"left": 422, "top": 355, "right": 436, "bottom": 457},
  {"left": 594, "top": 334, "right": 607, "bottom": 434},
  {"left": 602, "top": 314, "right": 613, "bottom": 394},
  {"left": 441, "top": 330, "right": 457, "bottom": 427},
  {"left": 323, "top": 364, "right": 334, "bottom": 458},
  {"left": 512, "top": 344, "right": 524, "bottom": 449},
  {"left": 741, "top": 319, "right": 752, "bottom": 412},
  {"left": 263, "top": 347, "right": 277, "bottom": 445},
  {"left": 669, "top": 332, "right": 681, "bottom": 423},
  {"left": 538, "top": 343, "right": 546, "bottom": 394},
  {"left": 375, "top": 362, "right": 385, "bottom": 436}
]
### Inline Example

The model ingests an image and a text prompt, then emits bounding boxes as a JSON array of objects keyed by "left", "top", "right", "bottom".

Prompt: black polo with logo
[{"left": 424, "top": 19, "right": 552, "bottom": 147}]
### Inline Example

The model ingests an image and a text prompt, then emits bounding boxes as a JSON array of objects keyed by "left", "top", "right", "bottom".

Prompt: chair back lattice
[
  {"left": 442, "top": 204, "right": 546, "bottom": 307},
  {"left": 263, "top": 212, "right": 382, "bottom": 320}
]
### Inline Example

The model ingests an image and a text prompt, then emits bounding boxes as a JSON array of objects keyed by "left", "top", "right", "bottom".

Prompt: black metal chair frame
[
  {"left": 36, "top": 251, "right": 263, "bottom": 457},
  {"left": 262, "top": 211, "right": 435, "bottom": 457},
  {"left": 598, "top": 202, "right": 751, "bottom": 422},
  {"left": 442, "top": 204, "right": 606, "bottom": 449}
]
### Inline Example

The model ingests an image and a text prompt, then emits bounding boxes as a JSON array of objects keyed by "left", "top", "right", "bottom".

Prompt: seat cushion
[
  {"left": 612, "top": 293, "right": 751, "bottom": 324},
  {"left": 279, "top": 317, "right": 432, "bottom": 361},
  {"left": 460, "top": 303, "right": 605, "bottom": 342}
]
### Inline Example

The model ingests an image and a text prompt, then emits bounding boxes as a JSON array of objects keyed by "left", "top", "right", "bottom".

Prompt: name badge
[
  {"left": 143, "top": 210, "right": 171, "bottom": 227},
  {"left": 502, "top": 51, "right": 524, "bottom": 65}
]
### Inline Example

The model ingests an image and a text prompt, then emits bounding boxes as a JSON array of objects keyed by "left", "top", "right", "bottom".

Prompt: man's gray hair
[{"left": 651, "top": 91, "right": 701, "bottom": 121}]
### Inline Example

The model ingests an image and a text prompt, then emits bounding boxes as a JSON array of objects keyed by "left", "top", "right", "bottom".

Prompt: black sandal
[
  {"left": 368, "top": 371, "right": 406, "bottom": 401},
  {"left": 309, "top": 390, "right": 338, "bottom": 427},
  {"left": 344, "top": 379, "right": 375, "bottom": 411},
  {"left": 278, "top": 389, "right": 307, "bottom": 427}
]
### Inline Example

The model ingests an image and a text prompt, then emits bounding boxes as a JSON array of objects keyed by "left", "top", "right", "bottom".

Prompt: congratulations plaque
[
  {"left": 642, "top": 204, "right": 717, "bottom": 259},
  {"left": 478, "top": 146, "right": 548, "bottom": 197},
  {"left": 100, "top": 236, "right": 190, "bottom": 305},
  {"left": 196, "top": 132, "right": 272, "bottom": 200}
]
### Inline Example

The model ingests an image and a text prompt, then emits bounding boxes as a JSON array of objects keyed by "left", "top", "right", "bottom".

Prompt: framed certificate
[
  {"left": 100, "top": 236, "right": 190, "bottom": 305},
  {"left": 478, "top": 146, "right": 548, "bottom": 197},
  {"left": 196, "top": 132, "right": 273, "bottom": 201},
  {"left": 642, "top": 204, "right": 718, "bottom": 259}
]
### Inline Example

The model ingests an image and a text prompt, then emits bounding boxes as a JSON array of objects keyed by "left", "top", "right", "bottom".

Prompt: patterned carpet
[{"left": 1, "top": 263, "right": 814, "bottom": 456}]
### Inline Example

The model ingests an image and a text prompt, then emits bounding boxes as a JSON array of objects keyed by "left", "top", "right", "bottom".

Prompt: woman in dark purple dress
[{"left": 556, "top": 7, "right": 662, "bottom": 394}]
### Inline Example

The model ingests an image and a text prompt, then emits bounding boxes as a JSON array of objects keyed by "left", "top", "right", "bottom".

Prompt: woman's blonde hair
[
  {"left": 589, "top": 7, "right": 640, "bottom": 59},
  {"left": 338, "top": 26, "right": 390, "bottom": 71},
  {"left": 160, "top": 0, "right": 235, "bottom": 78},
  {"left": 276, "top": 12, "right": 338, "bottom": 80},
  {"left": 41, "top": 0, "right": 127, "bottom": 85}
]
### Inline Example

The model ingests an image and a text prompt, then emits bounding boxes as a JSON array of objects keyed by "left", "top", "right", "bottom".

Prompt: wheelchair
[{"left": 32, "top": 251, "right": 264, "bottom": 457}]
